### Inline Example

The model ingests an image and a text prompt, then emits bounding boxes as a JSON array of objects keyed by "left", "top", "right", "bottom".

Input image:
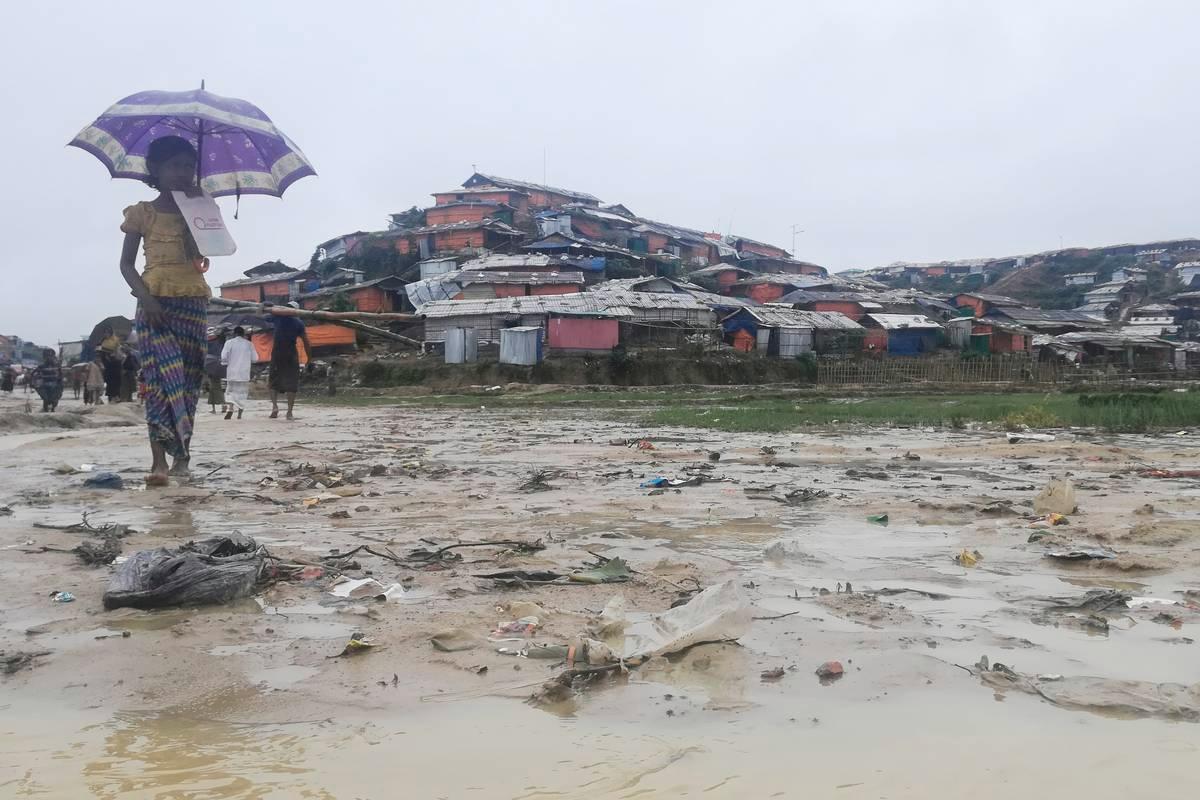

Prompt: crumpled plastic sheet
[
  {"left": 619, "top": 580, "right": 751, "bottom": 660},
  {"left": 103, "top": 533, "right": 266, "bottom": 611},
  {"left": 980, "top": 669, "right": 1200, "bottom": 721}
]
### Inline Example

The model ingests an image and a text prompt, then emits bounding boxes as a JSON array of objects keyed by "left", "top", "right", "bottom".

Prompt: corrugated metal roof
[
  {"left": 299, "top": 276, "right": 403, "bottom": 299},
  {"left": 220, "top": 271, "right": 305, "bottom": 288},
  {"left": 742, "top": 307, "right": 864, "bottom": 330},
  {"left": 865, "top": 314, "right": 943, "bottom": 330},
  {"left": 460, "top": 254, "right": 553, "bottom": 271},
  {"left": 467, "top": 173, "right": 600, "bottom": 203},
  {"left": 457, "top": 270, "right": 584, "bottom": 286},
  {"left": 1056, "top": 331, "right": 1172, "bottom": 348},
  {"left": 420, "top": 293, "right": 631, "bottom": 319},
  {"left": 681, "top": 289, "right": 759, "bottom": 309}
]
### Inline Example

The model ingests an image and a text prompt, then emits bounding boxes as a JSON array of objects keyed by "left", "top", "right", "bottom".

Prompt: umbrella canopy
[{"left": 69, "top": 88, "right": 315, "bottom": 198}]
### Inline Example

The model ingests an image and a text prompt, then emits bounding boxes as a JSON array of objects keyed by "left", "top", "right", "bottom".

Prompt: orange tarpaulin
[{"left": 250, "top": 323, "right": 355, "bottom": 364}]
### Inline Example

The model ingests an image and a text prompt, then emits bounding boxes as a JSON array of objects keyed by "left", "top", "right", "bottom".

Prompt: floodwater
[{"left": 2, "top": 389, "right": 1199, "bottom": 798}]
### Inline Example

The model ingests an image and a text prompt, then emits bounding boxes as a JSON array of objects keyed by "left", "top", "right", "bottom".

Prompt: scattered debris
[
  {"left": 83, "top": 472, "right": 123, "bottom": 490},
  {"left": 1139, "top": 469, "right": 1200, "bottom": 479},
  {"left": 1008, "top": 433, "right": 1056, "bottom": 444},
  {"left": 1036, "top": 589, "right": 1131, "bottom": 613},
  {"left": 430, "top": 628, "right": 482, "bottom": 652},
  {"left": 971, "top": 656, "right": 1200, "bottom": 721},
  {"left": 867, "top": 513, "right": 889, "bottom": 525},
  {"left": 329, "top": 634, "right": 379, "bottom": 658},
  {"left": 519, "top": 469, "right": 564, "bottom": 493},
  {"left": 103, "top": 533, "right": 268, "bottom": 611},
  {"left": 744, "top": 486, "right": 829, "bottom": 505},
  {"left": 570, "top": 557, "right": 632, "bottom": 585},
  {"left": 1045, "top": 548, "right": 1118, "bottom": 562},
  {"left": 2, "top": 650, "right": 51, "bottom": 675},
  {"left": 51, "top": 591, "right": 75, "bottom": 603},
  {"left": 847, "top": 469, "right": 890, "bottom": 480},
  {"left": 74, "top": 536, "right": 122, "bottom": 566},
  {"left": 816, "top": 661, "right": 844, "bottom": 683},
  {"left": 328, "top": 578, "right": 405, "bottom": 601},
  {"left": 955, "top": 549, "right": 981, "bottom": 567},
  {"left": 1033, "top": 478, "right": 1076, "bottom": 515},
  {"left": 761, "top": 667, "right": 786, "bottom": 681}
]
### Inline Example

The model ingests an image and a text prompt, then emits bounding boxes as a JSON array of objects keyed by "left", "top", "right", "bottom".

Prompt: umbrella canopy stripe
[{"left": 69, "top": 88, "right": 315, "bottom": 199}]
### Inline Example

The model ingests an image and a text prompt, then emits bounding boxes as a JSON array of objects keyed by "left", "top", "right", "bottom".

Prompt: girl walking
[{"left": 118, "top": 136, "right": 210, "bottom": 486}]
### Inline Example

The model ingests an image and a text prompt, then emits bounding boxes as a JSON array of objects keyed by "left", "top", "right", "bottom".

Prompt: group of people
[{"left": 117, "top": 134, "right": 312, "bottom": 485}]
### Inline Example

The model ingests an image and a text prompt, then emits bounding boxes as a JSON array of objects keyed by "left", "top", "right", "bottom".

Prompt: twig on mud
[
  {"left": 752, "top": 610, "right": 802, "bottom": 621},
  {"left": 408, "top": 539, "right": 545, "bottom": 562},
  {"left": 323, "top": 544, "right": 408, "bottom": 566},
  {"left": 203, "top": 465, "right": 227, "bottom": 479}
]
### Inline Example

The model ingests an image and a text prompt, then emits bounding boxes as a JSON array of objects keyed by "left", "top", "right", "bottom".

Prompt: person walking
[
  {"left": 269, "top": 303, "right": 311, "bottom": 421},
  {"left": 220, "top": 326, "right": 256, "bottom": 420},
  {"left": 120, "top": 348, "right": 139, "bottom": 403},
  {"left": 1, "top": 366, "right": 14, "bottom": 394},
  {"left": 84, "top": 356, "right": 105, "bottom": 405},
  {"left": 31, "top": 349, "right": 64, "bottom": 412},
  {"left": 118, "top": 135, "right": 211, "bottom": 486}
]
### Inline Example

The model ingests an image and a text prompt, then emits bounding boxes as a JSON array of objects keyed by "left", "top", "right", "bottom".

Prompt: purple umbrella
[{"left": 69, "top": 85, "right": 315, "bottom": 198}]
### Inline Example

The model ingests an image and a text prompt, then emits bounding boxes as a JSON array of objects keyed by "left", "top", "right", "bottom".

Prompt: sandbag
[{"left": 103, "top": 534, "right": 265, "bottom": 611}]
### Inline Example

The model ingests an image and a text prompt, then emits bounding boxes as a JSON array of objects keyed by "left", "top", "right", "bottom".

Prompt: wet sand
[{"left": 2, "top": 389, "right": 1199, "bottom": 798}]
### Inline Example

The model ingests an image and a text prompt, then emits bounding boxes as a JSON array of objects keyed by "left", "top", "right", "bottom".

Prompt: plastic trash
[
  {"left": 84, "top": 472, "right": 123, "bottom": 490},
  {"left": 867, "top": 513, "right": 889, "bottom": 525},
  {"left": 492, "top": 616, "right": 539, "bottom": 636},
  {"left": 431, "top": 628, "right": 483, "bottom": 652},
  {"left": 570, "top": 558, "right": 632, "bottom": 584},
  {"left": 620, "top": 580, "right": 751, "bottom": 659},
  {"left": 329, "top": 634, "right": 378, "bottom": 658},
  {"left": 1045, "top": 548, "right": 1117, "bottom": 561},
  {"left": 51, "top": 591, "right": 75, "bottom": 603},
  {"left": 328, "top": 578, "right": 405, "bottom": 601},
  {"left": 1033, "top": 478, "right": 1077, "bottom": 515},
  {"left": 1007, "top": 433, "right": 1056, "bottom": 443},
  {"left": 816, "top": 661, "right": 844, "bottom": 682},
  {"left": 102, "top": 534, "right": 265, "bottom": 611},
  {"left": 640, "top": 477, "right": 668, "bottom": 489},
  {"left": 955, "top": 549, "right": 981, "bottom": 567}
]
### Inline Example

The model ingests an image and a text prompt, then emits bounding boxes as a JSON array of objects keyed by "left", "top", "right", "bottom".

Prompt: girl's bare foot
[
  {"left": 286, "top": 411, "right": 295, "bottom": 421},
  {"left": 168, "top": 458, "right": 190, "bottom": 477},
  {"left": 269, "top": 408, "right": 279, "bottom": 419},
  {"left": 145, "top": 472, "right": 170, "bottom": 487}
]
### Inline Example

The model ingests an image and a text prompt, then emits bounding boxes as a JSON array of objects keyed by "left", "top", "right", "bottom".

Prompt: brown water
[{"left": 2, "top": 390, "right": 1199, "bottom": 798}]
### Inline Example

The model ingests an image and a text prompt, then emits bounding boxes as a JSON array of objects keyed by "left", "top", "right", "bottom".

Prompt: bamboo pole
[
  {"left": 210, "top": 298, "right": 422, "bottom": 348},
  {"left": 209, "top": 297, "right": 419, "bottom": 323}
]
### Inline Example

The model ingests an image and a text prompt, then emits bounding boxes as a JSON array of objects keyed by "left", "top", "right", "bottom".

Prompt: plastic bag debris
[
  {"left": 591, "top": 596, "right": 628, "bottom": 639},
  {"left": 1033, "top": 478, "right": 1076, "bottom": 515},
  {"left": 867, "top": 513, "right": 889, "bottom": 525},
  {"left": 1038, "top": 589, "right": 1130, "bottom": 613},
  {"left": 1007, "top": 432, "right": 1056, "bottom": 443},
  {"left": 83, "top": 472, "right": 123, "bottom": 490},
  {"left": 620, "top": 580, "right": 751, "bottom": 660},
  {"left": 51, "top": 591, "right": 75, "bottom": 603},
  {"left": 570, "top": 557, "right": 632, "bottom": 584},
  {"left": 1128, "top": 597, "right": 1179, "bottom": 608},
  {"left": 430, "top": 628, "right": 482, "bottom": 652},
  {"left": 1045, "top": 548, "right": 1117, "bottom": 561},
  {"left": 102, "top": 533, "right": 265, "bottom": 611},
  {"left": 329, "top": 634, "right": 379, "bottom": 658},
  {"left": 973, "top": 656, "right": 1200, "bottom": 721},
  {"left": 328, "top": 577, "right": 406, "bottom": 601},
  {"left": 955, "top": 549, "right": 981, "bottom": 567},
  {"left": 492, "top": 616, "right": 539, "bottom": 637}
]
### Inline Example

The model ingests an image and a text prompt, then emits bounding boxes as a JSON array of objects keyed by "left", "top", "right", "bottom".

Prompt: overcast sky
[{"left": 4, "top": 1, "right": 1198, "bottom": 343}]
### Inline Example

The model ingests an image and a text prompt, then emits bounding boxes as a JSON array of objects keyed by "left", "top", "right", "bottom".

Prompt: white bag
[{"left": 172, "top": 191, "right": 237, "bottom": 257}]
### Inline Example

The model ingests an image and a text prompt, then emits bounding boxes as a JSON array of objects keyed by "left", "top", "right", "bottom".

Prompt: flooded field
[{"left": 2, "top": 389, "right": 1199, "bottom": 798}]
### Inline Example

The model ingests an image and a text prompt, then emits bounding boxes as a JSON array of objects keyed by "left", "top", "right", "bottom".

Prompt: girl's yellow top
[{"left": 121, "top": 202, "right": 211, "bottom": 298}]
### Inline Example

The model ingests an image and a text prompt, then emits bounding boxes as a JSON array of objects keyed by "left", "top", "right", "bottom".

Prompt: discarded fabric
[{"left": 84, "top": 472, "right": 123, "bottom": 490}]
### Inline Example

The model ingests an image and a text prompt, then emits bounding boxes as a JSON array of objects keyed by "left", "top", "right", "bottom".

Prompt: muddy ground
[{"left": 1, "top": 387, "right": 1199, "bottom": 798}]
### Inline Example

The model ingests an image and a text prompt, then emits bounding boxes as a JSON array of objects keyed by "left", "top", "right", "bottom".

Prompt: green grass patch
[{"left": 646, "top": 391, "right": 1200, "bottom": 433}]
